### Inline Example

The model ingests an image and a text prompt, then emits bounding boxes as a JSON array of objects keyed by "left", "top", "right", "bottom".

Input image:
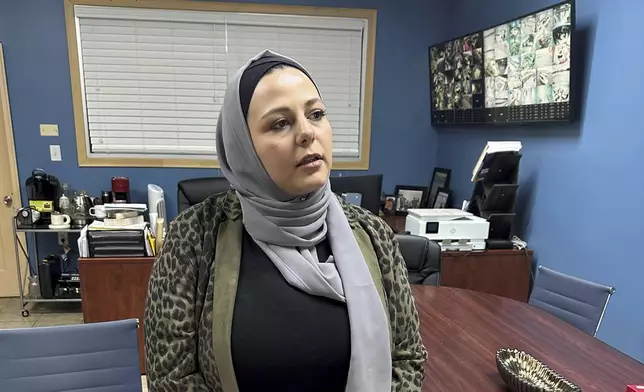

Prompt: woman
[{"left": 144, "top": 50, "right": 427, "bottom": 392}]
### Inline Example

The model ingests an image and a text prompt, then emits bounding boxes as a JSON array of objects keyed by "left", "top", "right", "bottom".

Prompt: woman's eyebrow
[{"left": 261, "top": 98, "right": 322, "bottom": 120}]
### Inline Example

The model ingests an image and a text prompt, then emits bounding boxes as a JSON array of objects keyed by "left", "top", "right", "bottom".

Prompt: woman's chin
[{"left": 292, "top": 170, "right": 329, "bottom": 196}]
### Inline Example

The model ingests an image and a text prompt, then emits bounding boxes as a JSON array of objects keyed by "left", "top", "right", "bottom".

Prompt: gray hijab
[{"left": 216, "top": 50, "right": 392, "bottom": 392}]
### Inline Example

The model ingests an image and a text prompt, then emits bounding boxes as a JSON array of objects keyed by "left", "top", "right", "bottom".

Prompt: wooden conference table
[{"left": 412, "top": 286, "right": 644, "bottom": 391}]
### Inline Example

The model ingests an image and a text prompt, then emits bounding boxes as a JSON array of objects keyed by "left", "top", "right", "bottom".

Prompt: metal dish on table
[{"left": 496, "top": 348, "right": 581, "bottom": 392}]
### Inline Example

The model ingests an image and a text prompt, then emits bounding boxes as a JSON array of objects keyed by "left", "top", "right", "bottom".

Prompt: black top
[{"left": 231, "top": 229, "right": 351, "bottom": 392}]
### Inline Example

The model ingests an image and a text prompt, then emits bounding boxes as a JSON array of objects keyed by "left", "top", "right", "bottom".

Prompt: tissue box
[{"left": 627, "top": 386, "right": 644, "bottom": 392}]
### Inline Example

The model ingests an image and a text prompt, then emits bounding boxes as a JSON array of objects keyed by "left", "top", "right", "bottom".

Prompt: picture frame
[
  {"left": 427, "top": 167, "right": 452, "bottom": 208},
  {"left": 433, "top": 187, "right": 453, "bottom": 209},
  {"left": 383, "top": 195, "right": 396, "bottom": 214},
  {"left": 394, "top": 185, "right": 428, "bottom": 215}
]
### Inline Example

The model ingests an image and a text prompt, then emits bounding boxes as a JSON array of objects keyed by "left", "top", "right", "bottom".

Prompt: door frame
[
  {"left": 0, "top": 45, "right": 21, "bottom": 199},
  {"left": 0, "top": 42, "right": 26, "bottom": 297}
]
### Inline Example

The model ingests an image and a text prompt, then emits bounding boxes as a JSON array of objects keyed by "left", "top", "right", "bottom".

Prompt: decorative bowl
[{"left": 495, "top": 348, "right": 582, "bottom": 392}]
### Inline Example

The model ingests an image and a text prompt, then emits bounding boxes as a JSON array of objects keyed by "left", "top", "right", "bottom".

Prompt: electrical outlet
[
  {"left": 40, "top": 124, "right": 59, "bottom": 136},
  {"left": 50, "top": 145, "right": 62, "bottom": 161},
  {"left": 58, "top": 232, "right": 68, "bottom": 246}
]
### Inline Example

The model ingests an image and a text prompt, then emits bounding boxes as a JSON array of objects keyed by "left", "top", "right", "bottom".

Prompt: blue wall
[
  {"left": 0, "top": 0, "right": 443, "bottom": 219},
  {"left": 436, "top": 0, "right": 644, "bottom": 361}
]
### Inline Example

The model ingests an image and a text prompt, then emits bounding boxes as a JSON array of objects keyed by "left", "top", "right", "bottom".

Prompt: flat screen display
[
  {"left": 429, "top": 0, "right": 574, "bottom": 125},
  {"left": 430, "top": 33, "right": 484, "bottom": 112}
]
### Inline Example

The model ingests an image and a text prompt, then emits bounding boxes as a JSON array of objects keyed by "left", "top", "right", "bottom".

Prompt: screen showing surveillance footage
[
  {"left": 429, "top": 0, "right": 573, "bottom": 125},
  {"left": 430, "top": 32, "right": 484, "bottom": 111},
  {"left": 484, "top": 2, "right": 571, "bottom": 108}
]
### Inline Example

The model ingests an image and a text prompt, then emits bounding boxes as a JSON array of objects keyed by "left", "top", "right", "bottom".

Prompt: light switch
[
  {"left": 40, "top": 124, "right": 59, "bottom": 136},
  {"left": 49, "top": 145, "right": 62, "bottom": 161}
]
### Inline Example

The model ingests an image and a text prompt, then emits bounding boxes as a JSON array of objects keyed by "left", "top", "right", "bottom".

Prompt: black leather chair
[
  {"left": 177, "top": 177, "right": 231, "bottom": 213},
  {"left": 395, "top": 234, "right": 441, "bottom": 285}
]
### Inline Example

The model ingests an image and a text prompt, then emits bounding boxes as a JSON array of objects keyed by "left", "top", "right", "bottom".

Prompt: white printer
[{"left": 405, "top": 209, "right": 489, "bottom": 251}]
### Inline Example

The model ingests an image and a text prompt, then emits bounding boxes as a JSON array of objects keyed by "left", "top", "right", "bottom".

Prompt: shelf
[
  {"left": 16, "top": 226, "right": 83, "bottom": 233},
  {"left": 23, "top": 298, "right": 82, "bottom": 303}
]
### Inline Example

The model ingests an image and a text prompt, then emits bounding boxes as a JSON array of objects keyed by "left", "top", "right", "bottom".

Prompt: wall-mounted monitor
[{"left": 429, "top": 0, "right": 574, "bottom": 125}]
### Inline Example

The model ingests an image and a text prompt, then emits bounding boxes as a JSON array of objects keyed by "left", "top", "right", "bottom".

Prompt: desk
[
  {"left": 79, "top": 257, "right": 155, "bottom": 374},
  {"left": 441, "top": 249, "right": 532, "bottom": 301},
  {"left": 379, "top": 214, "right": 532, "bottom": 301},
  {"left": 412, "top": 286, "right": 644, "bottom": 391}
]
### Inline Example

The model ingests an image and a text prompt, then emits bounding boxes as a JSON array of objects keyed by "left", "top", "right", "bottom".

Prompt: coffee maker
[
  {"left": 111, "top": 177, "right": 130, "bottom": 204},
  {"left": 25, "top": 169, "right": 60, "bottom": 224}
]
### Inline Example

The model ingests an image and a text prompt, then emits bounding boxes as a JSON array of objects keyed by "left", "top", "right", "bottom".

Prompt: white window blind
[{"left": 74, "top": 6, "right": 368, "bottom": 161}]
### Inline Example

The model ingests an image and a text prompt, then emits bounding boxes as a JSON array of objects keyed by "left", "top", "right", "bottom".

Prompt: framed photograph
[
  {"left": 383, "top": 195, "right": 396, "bottom": 214},
  {"left": 427, "top": 167, "right": 451, "bottom": 208},
  {"left": 394, "top": 185, "right": 428, "bottom": 214},
  {"left": 433, "top": 187, "right": 453, "bottom": 209}
]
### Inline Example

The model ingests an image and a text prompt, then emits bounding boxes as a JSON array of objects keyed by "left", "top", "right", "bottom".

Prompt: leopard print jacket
[{"left": 145, "top": 190, "right": 428, "bottom": 391}]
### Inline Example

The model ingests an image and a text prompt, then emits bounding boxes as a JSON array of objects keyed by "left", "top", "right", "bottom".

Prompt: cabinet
[
  {"left": 379, "top": 214, "right": 533, "bottom": 301},
  {"left": 440, "top": 249, "right": 533, "bottom": 301},
  {"left": 380, "top": 214, "right": 406, "bottom": 233},
  {"left": 78, "top": 257, "right": 155, "bottom": 374}
]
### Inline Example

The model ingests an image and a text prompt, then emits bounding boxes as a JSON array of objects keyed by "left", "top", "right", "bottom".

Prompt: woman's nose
[{"left": 296, "top": 120, "right": 316, "bottom": 147}]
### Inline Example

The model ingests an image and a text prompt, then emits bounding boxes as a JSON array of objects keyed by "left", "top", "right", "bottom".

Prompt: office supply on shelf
[
  {"left": 87, "top": 229, "right": 147, "bottom": 258},
  {"left": 472, "top": 141, "right": 522, "bottom": 181},
  {"left": 103, "top": 203, "right": 147, "bottom": 212},
  {"left": 467, "top": 141, "right": 522, "bottom": 241},
  {"left": 89, "top": 221, "right": 147, "bottom": 231}
]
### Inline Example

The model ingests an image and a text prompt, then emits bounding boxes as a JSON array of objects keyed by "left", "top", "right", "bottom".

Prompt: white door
[{"left": 0, "top": 43, "right": 26, "bottom": 297}]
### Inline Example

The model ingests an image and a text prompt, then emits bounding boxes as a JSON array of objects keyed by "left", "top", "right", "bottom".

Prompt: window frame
[{"left": 64, "top": 0, "right": 376, "bottom": 169}]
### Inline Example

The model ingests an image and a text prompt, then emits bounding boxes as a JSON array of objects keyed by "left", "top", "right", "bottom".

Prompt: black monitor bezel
[{"left": 428, "top": 0, "right": 576, "bottom": 126}]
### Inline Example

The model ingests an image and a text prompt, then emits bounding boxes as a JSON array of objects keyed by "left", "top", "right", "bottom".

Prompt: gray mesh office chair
[
  {"left": 0, "top": 319, "right": 142, "bottom": 392},
  {"left": 529, "top": 266, "right": 615, "bottom": 336}
]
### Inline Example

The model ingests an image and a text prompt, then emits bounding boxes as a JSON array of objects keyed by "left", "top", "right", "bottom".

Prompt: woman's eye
[
  {"left": 271, "top": 119, "right": 290, "bottom": 130},
  {"left": 309, "top": 109, "right": 327, "bottom": 121}
]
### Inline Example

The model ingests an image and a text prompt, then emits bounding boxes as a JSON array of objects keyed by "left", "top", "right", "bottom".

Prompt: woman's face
[{"left": 247, "top": 66, "right": 332, "bottom": 197}]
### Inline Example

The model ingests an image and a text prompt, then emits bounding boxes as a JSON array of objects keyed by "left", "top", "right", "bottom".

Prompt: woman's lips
[{"left": 298, "top": 158, "right": 323, "bottom": 170}]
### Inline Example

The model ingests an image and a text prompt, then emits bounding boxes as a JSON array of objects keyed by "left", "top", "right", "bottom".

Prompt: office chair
[
  {"left": 177, "top": 177, "right": 231, "bottom": 213},
  {"left": 329, "top": 174, "right": 383, "bottom": 214},
  {"left": 395, "top": 234, "right": 441, "bottom": 285},
  {"left": 0, "top": 319, "right": 142, "bottom": 392},
  {"left": 529, "top": 266, "right": 615, "bottom": 336}
]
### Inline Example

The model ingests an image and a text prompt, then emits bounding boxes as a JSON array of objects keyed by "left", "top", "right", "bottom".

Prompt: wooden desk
[
  {"left": 413, "top": 286, "right": 644, "bottom": 391},
  {"left": 379, "top": 214, "right": 533, "bottom": 301},
  {"left": 380, "top": 214, "right": 406, "bottom": 233},
  {"left": 79, "top": 257, "right": 155, "bottom": 374},
  {"left": 441, "top": 249, "right": 532, "bottom": 301}
]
